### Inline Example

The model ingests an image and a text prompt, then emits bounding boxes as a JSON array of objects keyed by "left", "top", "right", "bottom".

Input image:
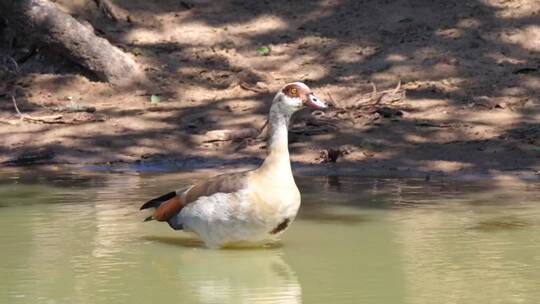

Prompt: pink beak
[{"left": 305, "top": 93, "right": 327, "bottom": 109}]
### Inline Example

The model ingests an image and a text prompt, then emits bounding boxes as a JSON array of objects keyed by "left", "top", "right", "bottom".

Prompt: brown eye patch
[{"left": 282, "top": 84, "right": 308, "bottom": 100}]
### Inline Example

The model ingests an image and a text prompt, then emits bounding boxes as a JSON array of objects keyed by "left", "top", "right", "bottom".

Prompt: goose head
[{"left": 272, "top": 82, "right": 327, "bottom": 116}]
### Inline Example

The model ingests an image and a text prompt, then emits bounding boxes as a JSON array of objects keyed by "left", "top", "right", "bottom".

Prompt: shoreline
[{"left": 2, "top": 155, "right": 538, "bottom": 182}]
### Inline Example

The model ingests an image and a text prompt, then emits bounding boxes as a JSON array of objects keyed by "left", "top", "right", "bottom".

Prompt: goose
[{"left": 140, "top": 82, "right": 327, "bottom": 248}]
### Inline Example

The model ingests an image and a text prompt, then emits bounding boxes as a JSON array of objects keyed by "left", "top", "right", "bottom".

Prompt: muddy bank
[{"left": 1, "top": 0, "right": 539, "bottom": 176}]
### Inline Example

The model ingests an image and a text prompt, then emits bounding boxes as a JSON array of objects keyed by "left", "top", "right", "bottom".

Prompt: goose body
[{"left": 141, "top": 82, "right": 327, "bottom": 248}]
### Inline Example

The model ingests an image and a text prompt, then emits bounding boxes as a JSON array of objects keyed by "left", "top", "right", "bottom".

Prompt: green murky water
[{"left": 1, "top": 168, "right": 540, "bottom": 304}]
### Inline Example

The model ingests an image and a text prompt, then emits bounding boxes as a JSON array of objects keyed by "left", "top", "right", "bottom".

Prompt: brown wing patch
[
  {"left": 184, "top": 172, "right": 247, "bottom": 204},
  {"left": 282, "top": 84, "right": 309, "bottom": 101},
  {"left": 153, "top": 195, "right": 183, "bottom": 221}
]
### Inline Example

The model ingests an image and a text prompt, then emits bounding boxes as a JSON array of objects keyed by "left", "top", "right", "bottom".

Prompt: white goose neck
[
  {"left": 268, "top": 103, "right": 291, "bottom": 150},
  {"left": 260, "top": 102, "right": 293, "bottom": 173}
]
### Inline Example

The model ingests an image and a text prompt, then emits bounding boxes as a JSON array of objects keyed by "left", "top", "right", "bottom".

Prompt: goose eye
[{"left": 290, "top": 88, "right": 297, "bottom": 96}]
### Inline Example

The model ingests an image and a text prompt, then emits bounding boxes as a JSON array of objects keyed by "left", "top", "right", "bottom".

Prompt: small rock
[
  {"left": 319, "top": 146, "right": 353, "bottom": 163},
  {"left": 495, "top": 102, "right": 507, "bottom": 109}
]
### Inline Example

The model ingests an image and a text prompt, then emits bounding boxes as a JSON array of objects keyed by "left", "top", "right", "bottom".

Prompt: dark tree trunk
[{"left": 0, "top": 0, "right": 144, "bottom": 86}]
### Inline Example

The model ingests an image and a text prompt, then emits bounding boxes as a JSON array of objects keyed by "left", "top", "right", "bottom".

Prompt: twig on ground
[
  {"left": 414, "top": 120, "right": 451, "bottom": 128},
  {"left": 324, "top": 91, "right": 357, "bottom": 125},
  {"left": 239, "top": 82, "right": 268, "bottom": 93},
  {"left": 353, "top": 80, "right": 406, "bottom": 108},
  {"left": 393, "top": 80, "right": 401, "bottom": 94},
  {"left": 326, "top": 91, "right": 338, "bottom": 108},
  {"left": 257, "top": 119, "right": 268, "bottom": 136},
  {"left": 12, "top": 94, "right": 23, "bottom": 117},
  {"left": 370, "top": 82, "right": 377, "bottom": 99},
  {"left": 233, "top": 119, "right": 269, "bottom": 152},
  {"left": 10, "top": 95, "right": 65, "bottom": 124}
]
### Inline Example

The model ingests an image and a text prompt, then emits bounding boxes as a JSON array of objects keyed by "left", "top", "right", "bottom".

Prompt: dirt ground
[{"left": 0, "top": 0, "right": 539, "bottom": 177}]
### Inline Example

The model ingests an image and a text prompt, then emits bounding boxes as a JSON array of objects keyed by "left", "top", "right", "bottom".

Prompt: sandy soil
[{"left": 0, "top": 0, "right": 539, "bottom": 177}]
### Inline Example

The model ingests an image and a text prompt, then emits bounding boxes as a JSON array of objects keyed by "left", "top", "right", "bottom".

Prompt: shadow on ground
[{"left": 0, "top": 0, "right": 538, "bottom": 176}]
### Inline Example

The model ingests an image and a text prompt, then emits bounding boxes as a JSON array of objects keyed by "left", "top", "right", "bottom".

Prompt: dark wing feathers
[{"left": 140, "top": 191, "right": 177, "bottom": 210}]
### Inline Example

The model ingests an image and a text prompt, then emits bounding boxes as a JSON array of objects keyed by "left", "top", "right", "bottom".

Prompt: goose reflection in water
[{"left": 145, "top": 235, "right": 302, "bottom": 304}]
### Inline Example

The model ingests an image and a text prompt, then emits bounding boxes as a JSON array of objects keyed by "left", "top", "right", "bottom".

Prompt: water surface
[{"left": 1, "top": 168, "right": 540, "bottom": 304}]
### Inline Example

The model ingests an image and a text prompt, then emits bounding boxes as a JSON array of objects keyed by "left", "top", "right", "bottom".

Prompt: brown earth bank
[{"left": 0, "top": 0, "right": 539, "bottom": 177}]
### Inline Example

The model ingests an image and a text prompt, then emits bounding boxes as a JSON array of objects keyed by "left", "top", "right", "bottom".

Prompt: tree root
[
  {"left": 1, "top": 0, "right": 143, "bottom": 86},
  {"left": 93, "top": 0, "right": 130, "bottom": 22}
]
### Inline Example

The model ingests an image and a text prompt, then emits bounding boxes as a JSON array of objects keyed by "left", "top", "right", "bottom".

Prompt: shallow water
[{"left": 1, "top": 169, "right": 540, "bottom": 304}]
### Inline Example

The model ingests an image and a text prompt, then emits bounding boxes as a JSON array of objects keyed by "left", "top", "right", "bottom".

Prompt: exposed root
[
  {"left": 93, "top": 0, "right": 129, "bottom": 22},
  {"left": 1, "top": 55, "right": 19, "bottom": 74},
  {"left": 5, "top": 0, "right": 143, "bottom": 85}
]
